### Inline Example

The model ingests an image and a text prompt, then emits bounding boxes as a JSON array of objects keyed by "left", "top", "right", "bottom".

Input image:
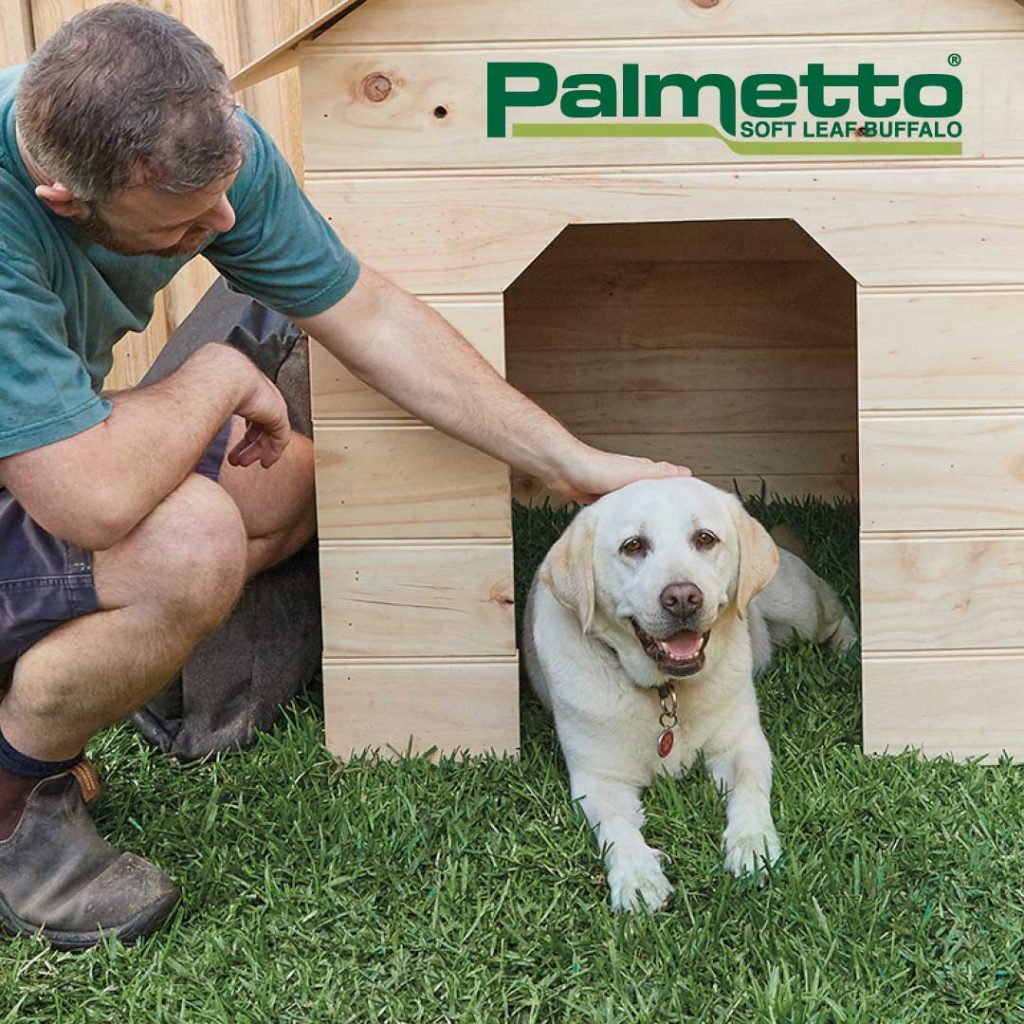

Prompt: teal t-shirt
[{"left": 0, "top": 65, "right": 360, "bottom": 458}]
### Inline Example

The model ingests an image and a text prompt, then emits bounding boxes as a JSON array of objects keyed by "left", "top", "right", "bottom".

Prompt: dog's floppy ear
[
  {"left": 729, "top": 498, "right": 780, "bottom": 620},
  {"left": 540, "top": 511, "right": 596, "bottom": 633}
]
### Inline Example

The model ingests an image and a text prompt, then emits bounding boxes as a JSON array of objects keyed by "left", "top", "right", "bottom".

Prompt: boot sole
[{"left": 0, "top": 888, "right": 180, "bottom": 950}]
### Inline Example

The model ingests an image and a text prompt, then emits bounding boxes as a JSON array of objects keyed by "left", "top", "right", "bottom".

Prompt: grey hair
[{"left": 16, "top": 2, "right": 246, "bottom": 202}]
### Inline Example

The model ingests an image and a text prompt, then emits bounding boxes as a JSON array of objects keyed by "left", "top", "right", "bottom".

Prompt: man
[{"left": 0, "top": 4, "right": 689, "bottom": 949}]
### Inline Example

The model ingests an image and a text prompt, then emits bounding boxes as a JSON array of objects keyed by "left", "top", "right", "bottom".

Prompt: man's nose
[
  {"left": 659, "top": 582, "right": 704, "bottom": 618},
  {"left": 204, "top": 196, "right": 235, "bottom": 233}
]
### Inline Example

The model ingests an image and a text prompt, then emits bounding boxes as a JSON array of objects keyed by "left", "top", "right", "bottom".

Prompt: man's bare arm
[
  {"left": 295, "top": 265, "right": 689, "bottom": 503},
  {"left": 0, "top": 343, "right": 289, "bottom": 551}
]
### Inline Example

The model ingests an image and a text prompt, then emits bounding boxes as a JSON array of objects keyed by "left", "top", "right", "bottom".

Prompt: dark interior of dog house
[{"left": 504, "top": 218, "right": 858, "bottom": 508}]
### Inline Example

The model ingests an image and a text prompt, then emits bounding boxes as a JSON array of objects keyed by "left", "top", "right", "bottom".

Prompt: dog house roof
[
  {"left": 232, "top": 1, "right": 365, "bottom": 92},
  {"left": 233, "top": 0, "right": 1024, "bottom": 93}
]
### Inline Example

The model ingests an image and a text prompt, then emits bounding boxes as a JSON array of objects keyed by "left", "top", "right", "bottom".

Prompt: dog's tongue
[{"left": 665, "top": 630, "right": 703, "bottom": 659}]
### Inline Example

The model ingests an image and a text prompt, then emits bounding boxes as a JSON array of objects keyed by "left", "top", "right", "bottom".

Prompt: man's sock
[{"left": 0, "top": 729, "right": 82, "bottom": 842}]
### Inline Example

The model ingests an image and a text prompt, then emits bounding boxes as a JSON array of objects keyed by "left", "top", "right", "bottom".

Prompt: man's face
[{"left": 81, "top": 171, "right": 239, "bottom": 257}]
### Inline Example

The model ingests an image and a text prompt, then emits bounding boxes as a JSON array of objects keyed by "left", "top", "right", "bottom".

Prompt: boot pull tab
[{"left": 69, "top": 760, "right": 101, "bottom": 804}]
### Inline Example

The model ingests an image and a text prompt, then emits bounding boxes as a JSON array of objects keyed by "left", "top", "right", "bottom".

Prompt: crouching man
[{"left": 0, "top": 4, "right": 688, "bottom": 947}]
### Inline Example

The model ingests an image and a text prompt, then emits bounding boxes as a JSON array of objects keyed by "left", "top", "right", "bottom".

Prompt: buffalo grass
[{"left": 4, "top": 495, "right": 1024, "bottom": 1023}]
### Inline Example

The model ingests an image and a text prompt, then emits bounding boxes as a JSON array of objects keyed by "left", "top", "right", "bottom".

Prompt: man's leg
[
  {"left": 0, "top": 419, "right": 316, "bottom": 761},
  {"left": 0, "top": 422, "right": 315, "bottom": 947},
  {"left": 0, "top": 475, "right": 248, "bottom": 947},
  {"left": 0, "top": 475, "right": 248, "bottom": 761}
]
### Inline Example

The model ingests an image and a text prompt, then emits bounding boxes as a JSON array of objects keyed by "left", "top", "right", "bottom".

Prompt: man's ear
[
  {"left": 35, "top": 182, "right": 90, "bottom": 220},
  {"left": 539, "top": 511, "right": 596, "bottom": 633},
  {"left": 729, "top": 497, "right": 780, "bottom": 620}
]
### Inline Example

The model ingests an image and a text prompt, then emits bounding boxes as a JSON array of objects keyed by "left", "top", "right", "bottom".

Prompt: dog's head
[{"left": 540, "top": 478, "right": 778, "bottom": 686}]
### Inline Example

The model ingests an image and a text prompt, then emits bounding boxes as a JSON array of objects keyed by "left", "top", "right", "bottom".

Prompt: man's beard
[{"left": 77, "top": 208, "right": 214, "bottom": 259}]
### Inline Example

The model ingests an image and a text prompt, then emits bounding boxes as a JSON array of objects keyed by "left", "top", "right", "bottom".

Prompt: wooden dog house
[{"left": 236, "top": 0, "right": 1024, "bottom": 763}]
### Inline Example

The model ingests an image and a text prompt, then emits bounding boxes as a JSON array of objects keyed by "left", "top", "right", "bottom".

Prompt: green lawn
[{"left": 4, "top": 497, "right": 1024, "bottom": 1023}]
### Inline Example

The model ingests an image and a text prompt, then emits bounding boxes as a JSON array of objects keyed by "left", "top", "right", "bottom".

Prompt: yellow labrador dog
[{"left": 523, "top": 477, "right": 855, "bottom": 913}]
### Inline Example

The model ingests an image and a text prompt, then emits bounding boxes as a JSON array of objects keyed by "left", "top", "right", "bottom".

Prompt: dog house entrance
[{"left": 504, "top": 218, "right": 858, "bottom": 508}]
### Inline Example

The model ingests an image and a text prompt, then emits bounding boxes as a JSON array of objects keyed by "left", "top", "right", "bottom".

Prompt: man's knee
[
  {"left": 96, "top": 475, "right": 248, "bottom": 627},
  {"left": 163, "top": 478, "right": 247, "bottom": 622}
]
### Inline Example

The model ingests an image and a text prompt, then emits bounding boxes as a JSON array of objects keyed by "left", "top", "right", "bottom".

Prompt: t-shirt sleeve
[
  {"left": 0, "top": 247, "right": 110, "bottom": 459},
  {"left": 204, "top": 111, "right": 361, "bottom": 319}
]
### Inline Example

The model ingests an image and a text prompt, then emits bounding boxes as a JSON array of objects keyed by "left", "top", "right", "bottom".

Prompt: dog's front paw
[
  {"left": 607, "top": 847, "right": 674, "bottom": 913},
  {"left": 723, "top": 828, "right": 782, "bottom": 882}
]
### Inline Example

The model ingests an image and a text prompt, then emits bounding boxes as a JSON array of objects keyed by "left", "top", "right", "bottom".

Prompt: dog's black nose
[{"left": 660, "top": 582, "right": 703, "bottom": 617}]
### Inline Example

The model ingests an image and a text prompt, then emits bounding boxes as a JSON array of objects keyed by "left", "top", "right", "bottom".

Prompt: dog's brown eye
[
  {"left": 694, "top": 530, "right": 718, "bottom": 551},
  {"left": 619, "top": 536, "right": 649, "bottom": 557}
]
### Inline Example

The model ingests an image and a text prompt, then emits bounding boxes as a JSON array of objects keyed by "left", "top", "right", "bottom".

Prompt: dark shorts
[{"left": 0, "top": 420, "right": 234, "bottom": 674}]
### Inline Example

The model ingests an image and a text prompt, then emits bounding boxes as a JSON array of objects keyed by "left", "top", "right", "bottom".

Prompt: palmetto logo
[{"left": 487, "top": 61, "right": 964, "bottom": 156}]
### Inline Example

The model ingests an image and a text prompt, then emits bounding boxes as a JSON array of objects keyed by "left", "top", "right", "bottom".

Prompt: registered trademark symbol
[{"left": 948, "top": 53, "right": 962, "bottom": 66}]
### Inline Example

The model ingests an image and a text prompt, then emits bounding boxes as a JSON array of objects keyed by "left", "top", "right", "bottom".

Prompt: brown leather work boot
[{"left": 0, "top": 762, "right": 179, "bottom": 949}]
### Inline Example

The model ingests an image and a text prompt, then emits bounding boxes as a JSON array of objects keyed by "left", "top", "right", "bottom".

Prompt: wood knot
[
  {"left": 688, "top": 0, "right": 721, "bottom": 6},
  {"left": 362, "top": 73, "right": 393, "bottom": 102},
  {"left": 489, "top": 587, "right": 515, "bottom": 607}
]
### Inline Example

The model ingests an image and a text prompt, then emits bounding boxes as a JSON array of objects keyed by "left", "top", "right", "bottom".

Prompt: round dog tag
[{"left": 658, "top": 728, "right": 674, "bottom": 758}]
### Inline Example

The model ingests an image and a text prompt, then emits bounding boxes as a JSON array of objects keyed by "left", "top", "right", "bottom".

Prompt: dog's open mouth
[{"left": 631, "top": 621, "right": 710, "bottom": 677}]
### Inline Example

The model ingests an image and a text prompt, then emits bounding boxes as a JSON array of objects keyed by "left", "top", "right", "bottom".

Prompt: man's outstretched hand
[{"left": 544, "top": 444, "right": 692, "bottom": 505}]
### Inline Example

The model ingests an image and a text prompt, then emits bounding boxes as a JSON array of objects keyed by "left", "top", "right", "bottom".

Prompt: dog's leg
[
  {"left": 705, "top": 727, "right": 782, "bottom": 880},
  {"left": 570, "top": 771, "right": 673, "bottom": 913}
]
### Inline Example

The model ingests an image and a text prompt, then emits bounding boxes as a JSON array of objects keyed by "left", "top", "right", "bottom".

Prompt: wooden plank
[
  {"left": 301, "top": 39, "right": 1016, "bottom": 170},
  {"left": 28, "top": 0, "right": 80, "bottom": 44},
  {"left": 520, "top": 220, "right": 835, "bottom": 266},
  {"left": 315, "top": 425, "right": 511, "bottom": 540},
  {"left": 533, "top": 388, "right": 855, "bottom": 435},
  {"left": 510, "top": 300, "right": 856, "bottom": 352},
  {"left": 515, "top": 473, "right": 857, "bottom": 506},
  {"left": 861, "top": 535, "right": 1024, "bottom": 652},
  {"left": 312, "top": 299, "right": 505, "bottom": 420},
  {"left": 566, "top": 432, "right": 856, "bottom": 475},
  {"left": 333, "top": 0, "right": 1024, "bottom": 42},
  {"left": 511, "top": 432, "right": 858, "bottom": 504},
  {"left": 507, "top": 297, "right": 854, "bottom": 352},
  {"left": 863, "top": 654, "right": 1024, "bottom": 762},
  {"left": 323, "top": 660, "right": 520, "bottom": 760},
  {"left": 860, "top": 414, "right": 1024, "bottom": 531},
  {"left": 1, "top": 0, "right": 33, "bottom": 65},
  {"left": 305, "top": 166, "right": 1024, "bottom": 292},
  {"left": 319, "top": 544, "right": 516, "bottom": 658},
  {"left": 240, "top": 66, "right": 306, "bottom": 178},
  {"left": 859, "top": 290, "right": 1024, "bottom": 410},
  {"left": 507, "top": 257, "right": 855, "bottom": 351},
  {"left": 508, "top": 346, "right": 856, "bottom": 394},
  {"left": 513, "top": 256, "right": 847, "bottom": 309}
]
